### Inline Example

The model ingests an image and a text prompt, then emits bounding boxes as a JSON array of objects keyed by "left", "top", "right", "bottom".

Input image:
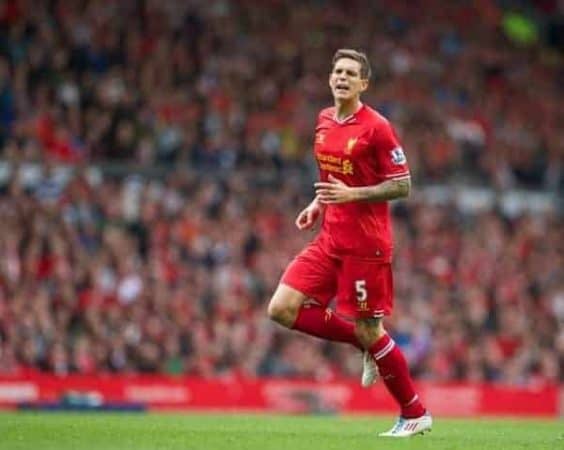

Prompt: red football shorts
[{"left": 280, "top": 237, "right": 394, "bottom": 319}]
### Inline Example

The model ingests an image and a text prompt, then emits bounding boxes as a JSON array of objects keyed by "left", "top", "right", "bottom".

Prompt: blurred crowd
[
  {"left": 0, "top": 167, "right": 561, "bottom": 384},
  {"left": 0, "top": 0, "right": 562, "bottom": 384},
  {"left": 0, "top": 0, "right": 562, "bottom": 188}
]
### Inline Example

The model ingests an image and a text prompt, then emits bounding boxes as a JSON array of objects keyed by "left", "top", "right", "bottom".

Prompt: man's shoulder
[
  {"left": 360, "top": 105, "right": 392, "bottom": 129},
  {"left": 318, "top": 106, "right": 335, "bottom": 122}
]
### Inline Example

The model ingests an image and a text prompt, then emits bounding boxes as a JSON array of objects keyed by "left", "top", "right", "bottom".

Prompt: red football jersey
[{"left": 314, "top": 104, "right": 410, "bottom": 259}]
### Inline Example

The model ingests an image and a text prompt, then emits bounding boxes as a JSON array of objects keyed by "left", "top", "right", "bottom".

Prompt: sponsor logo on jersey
[
  {"left": 316, "top": 153, "right": 355, "bottom": 175},
  {"left": 391, "top": 147, "right": 406, "bottom": 165},
  {"left": 342, "top": 160, "right": 353, "bottom": 175}
]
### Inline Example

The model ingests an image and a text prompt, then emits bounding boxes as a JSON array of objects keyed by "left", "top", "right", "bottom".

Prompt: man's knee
[
  {"left": 267, "top": 284, "right": 306, "bottom": 328},
  {"left": 267, "top": 300, "right": 296, "bottom": 326},
  {"left": 355, "top": 318, "right": 386, "bottom": 349}
]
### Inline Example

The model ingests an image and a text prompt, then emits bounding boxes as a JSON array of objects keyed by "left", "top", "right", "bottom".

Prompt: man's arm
[
  {"left": 295, "top": 196, "right": 325, "bottom": 229},
  {"left": 353, "top": 177, "right": 411, "bottom": 202},
  {"left": 314, "top": 175, "right": 411, "bottom": 204}
]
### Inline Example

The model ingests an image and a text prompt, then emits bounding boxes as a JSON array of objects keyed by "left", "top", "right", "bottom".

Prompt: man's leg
[
  {"left": 337, "top": 258, "right": 426, "bottom": 421},
  {"left": 267, "top": 243, "right": 377, "bottom": 385},
  {"left": 356, "top": 319, "right": 425, "bottom": 418},
  {"left": 267, "top": 283, "right": 361, "bottom": 349}
]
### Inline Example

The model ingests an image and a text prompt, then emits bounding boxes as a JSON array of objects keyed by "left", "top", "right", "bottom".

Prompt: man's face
[{"left": 329, "top": 57, "right": 368, "bottom": 101}]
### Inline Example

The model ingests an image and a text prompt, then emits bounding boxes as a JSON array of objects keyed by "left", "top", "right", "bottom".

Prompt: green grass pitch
[{"left": 0, "top": 413, "right": 562, "bottom": 450}]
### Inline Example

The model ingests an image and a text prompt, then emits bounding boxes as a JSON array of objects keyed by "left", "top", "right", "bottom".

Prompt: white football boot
[
  {"left": 361, "top": 351, "right": 379, "bottom": 387},
  {"left": 378, "top": 413, "right": 433, "bottom": 437}
]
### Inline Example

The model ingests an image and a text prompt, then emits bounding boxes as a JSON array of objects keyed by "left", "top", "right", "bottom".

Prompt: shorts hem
[
  {"left": 279, "top": 281, "right": 327, "bottom": 305},
  {"left": 337, "top": 309, "right": 391, "bottom": 320}
]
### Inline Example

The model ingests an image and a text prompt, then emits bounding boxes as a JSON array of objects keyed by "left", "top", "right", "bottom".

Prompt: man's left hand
[{"left": 314, "top": 175, "right": 358, "bottom": 204}]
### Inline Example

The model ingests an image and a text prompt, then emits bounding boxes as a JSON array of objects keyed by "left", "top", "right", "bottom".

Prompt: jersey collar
[{"left": 332, "top": 103, "right": 364, "bottom": 124}]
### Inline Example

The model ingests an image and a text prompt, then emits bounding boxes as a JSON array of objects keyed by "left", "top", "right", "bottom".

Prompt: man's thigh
[{"left": 280, "top": 241, "right": 339, "bottom": 307}]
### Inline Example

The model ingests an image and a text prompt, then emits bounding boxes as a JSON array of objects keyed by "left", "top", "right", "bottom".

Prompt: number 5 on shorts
[{"left": 355, "top": 279, "right": 367, "bottom": 301}]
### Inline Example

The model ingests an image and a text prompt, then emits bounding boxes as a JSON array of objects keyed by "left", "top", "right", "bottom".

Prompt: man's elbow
[
  {"left": 395, "top": 177, "right": 411, "bottom": 199},
  {"left": 404, "top": 179, "right": 411, "bottom": 197}
]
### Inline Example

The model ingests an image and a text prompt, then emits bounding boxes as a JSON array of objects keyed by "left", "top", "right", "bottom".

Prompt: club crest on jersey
[
  {"left": 390, "top": 147, "right": 406, "bottom": 165},
  {"left": 344, "top": 137, "right": 357, "bottom": 155},
  {"left": 315, "top": 133, "right": 325, "bottom": 144}
]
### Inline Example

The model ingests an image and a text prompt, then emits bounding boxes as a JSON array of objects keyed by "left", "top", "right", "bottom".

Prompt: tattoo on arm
[
  {"left": 356, "top": 177, "right": 411, "bottom": 202},
  {"left": 389, "top": 178, "right": 411, "bottom": 198}
]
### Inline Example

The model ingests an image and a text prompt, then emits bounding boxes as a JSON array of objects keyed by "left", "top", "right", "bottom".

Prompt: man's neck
[{"left": 334, "top": 99, "right": 362, "bottom": 122}]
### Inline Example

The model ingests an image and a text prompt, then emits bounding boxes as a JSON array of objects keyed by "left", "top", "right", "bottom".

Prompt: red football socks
[
  {"left": 292, "top": 304, "right": 362, "bottom": 349},
  {"left": 369, "top": 333, "right": 426, "bottom": 418}
]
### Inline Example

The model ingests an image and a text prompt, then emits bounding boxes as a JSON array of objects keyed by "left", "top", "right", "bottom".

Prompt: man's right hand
[{"left": 295, "top": 199, "right": 322, "bottom": 230}]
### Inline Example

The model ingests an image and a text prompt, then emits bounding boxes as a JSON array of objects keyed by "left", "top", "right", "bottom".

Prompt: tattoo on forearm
[
  {"left": 361, "top": 178, "right": 411, "bottom": 201},
  {"left": 392, "top": 178, "right": 411, "bottom": 198}
]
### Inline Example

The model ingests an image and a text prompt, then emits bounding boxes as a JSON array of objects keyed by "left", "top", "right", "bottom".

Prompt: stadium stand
[{"left": 0, "top": 0, "right": 562, "bottom": 385}]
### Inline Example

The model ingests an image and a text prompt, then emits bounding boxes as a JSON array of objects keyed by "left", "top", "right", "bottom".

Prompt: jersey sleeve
[{"left": 371, "top": 121, "right": 410, "bottom": 181}]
